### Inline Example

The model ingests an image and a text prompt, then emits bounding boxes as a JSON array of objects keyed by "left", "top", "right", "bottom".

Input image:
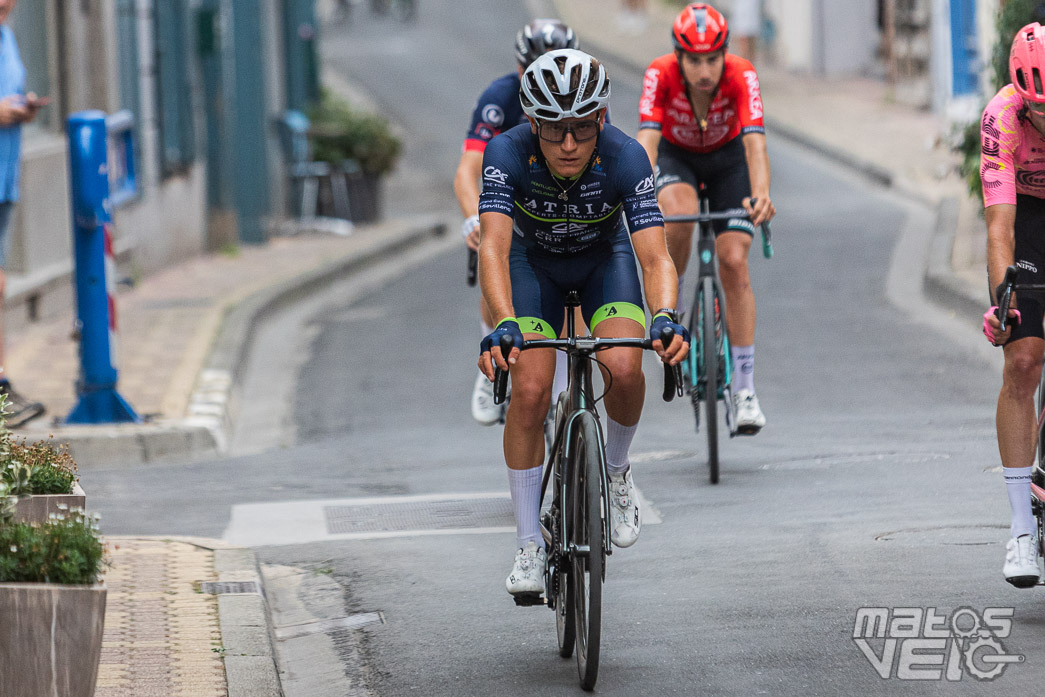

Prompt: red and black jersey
[{"left": 639, "top": 53, "right": 765, "bottom": 153}]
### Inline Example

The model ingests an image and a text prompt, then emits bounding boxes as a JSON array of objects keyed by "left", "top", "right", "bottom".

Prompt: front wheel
[
  {"left": 550, "top": 418, "right": 575, "bottom": 658},
  {"left": 700, "top": 276, "right": 720, "bottom": 484},
  {"left": 570, "top": 413, "right": 603, "bottom": 690}
]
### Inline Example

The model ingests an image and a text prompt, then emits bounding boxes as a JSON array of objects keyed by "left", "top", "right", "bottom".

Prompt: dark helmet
[{"left": 515, "top": 19, "right": 578, "bottom": 68}]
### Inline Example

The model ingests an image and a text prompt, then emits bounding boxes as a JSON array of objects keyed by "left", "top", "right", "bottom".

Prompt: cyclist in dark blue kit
[
  {"left": 456, "top": 19, "right": 580, "bottom": 425},
  {"left": 475, "top": 49, "right": 689, "bottom": 598}
]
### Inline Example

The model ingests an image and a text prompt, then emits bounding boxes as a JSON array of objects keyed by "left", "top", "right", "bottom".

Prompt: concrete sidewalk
[
  {"left": 550, "top": 0, "right": 985, "bottom": 316},
  {"left": 6, "top": 216, "right": 446, "bottom": 468},
  {"left": 96, "top": 537, "right": 281, "bottom": 697}
]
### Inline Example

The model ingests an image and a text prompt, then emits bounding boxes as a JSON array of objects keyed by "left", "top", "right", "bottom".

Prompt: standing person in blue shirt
[
  {"left": 476, "top": 49, "right": 688, "bottom": 599},
  {"left": 454, "top": 19, "right": 579, "bottom": 426},
  {"left": 0, "top": 0, "right": 47, "bottom": 427}
]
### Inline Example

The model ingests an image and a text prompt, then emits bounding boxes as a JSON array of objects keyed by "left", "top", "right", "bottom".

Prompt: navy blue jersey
[
  {"left": 464, "top": 73, "right": 528, "bottom": 154},
  {"left": 478, "top": 123, "right": 663, "bottom": 256}
]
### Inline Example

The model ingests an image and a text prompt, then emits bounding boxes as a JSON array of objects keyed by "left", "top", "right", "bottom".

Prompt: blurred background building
[
  {"left": 7, "top": 0, "right": 319, "bottom": 331},
  {"left": 759, "top": 0, "right": 999, "bottom": 119}
]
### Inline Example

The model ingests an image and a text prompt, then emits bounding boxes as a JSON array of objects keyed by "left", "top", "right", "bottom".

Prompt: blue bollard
[{"left": 65, "top": 111, "right": 141, "bottom": 424}]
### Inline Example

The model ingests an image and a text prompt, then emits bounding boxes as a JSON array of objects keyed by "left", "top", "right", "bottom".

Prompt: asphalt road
[{"left": 86, "top": 0, "right": 1045, "bottom": 694}]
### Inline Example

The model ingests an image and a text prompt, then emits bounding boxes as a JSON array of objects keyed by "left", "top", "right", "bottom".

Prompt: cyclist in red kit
[{"left": 637, "top": 2, "right": 775, "bottom": 434}]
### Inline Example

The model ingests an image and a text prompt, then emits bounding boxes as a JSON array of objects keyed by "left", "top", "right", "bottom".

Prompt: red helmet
[
  {"left": 672, "top": 3, "right": 729, "bottom": 54},
  {"left": 1010, "top": 22, "right": 1045, "bottom": 102}
]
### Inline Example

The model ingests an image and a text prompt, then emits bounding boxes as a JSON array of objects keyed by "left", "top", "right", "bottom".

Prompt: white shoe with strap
[
  {"left": 733, "top": 389, "right": 766, "bottom": 435},
  {"left": 471, "top": 371, "right": 501, "bottom": 426},
  {"left": 506, "top": 541, "right": 547, "bottom": 598},
  {"left": 608, "top": 469, "right": 640, "bottom": 548},
  {"left": 1004, "top": 534, "right": 1041, "bottom": 588}
]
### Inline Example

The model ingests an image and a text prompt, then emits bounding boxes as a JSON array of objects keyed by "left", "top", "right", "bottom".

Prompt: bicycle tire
[
  {"left": 571, "top": 413, "right": 603, "bottom": 690},
  {"left": 1038, "top": 368, "right": 1045, "bottom": 472},
  {"left": 701, "top": 276, "right": 720, "bottom": 484},
  {"left": 1037, "top": 370, "right": 1045, "bottom": 560},
  {"left": 552, "top": 393, "right": 575, "bottom": 658},
  {"left": 686, "top": 290, "right": 701, "bottom": 430}
]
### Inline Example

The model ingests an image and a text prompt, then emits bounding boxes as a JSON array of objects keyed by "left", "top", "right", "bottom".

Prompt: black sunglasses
[{"left": 537, "top": 120, "right": 600, "bottom": 144}]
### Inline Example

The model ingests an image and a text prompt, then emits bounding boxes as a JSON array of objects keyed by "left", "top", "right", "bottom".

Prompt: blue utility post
[{"left": 65, "top": 110, "right": 141, "bottom": 424}]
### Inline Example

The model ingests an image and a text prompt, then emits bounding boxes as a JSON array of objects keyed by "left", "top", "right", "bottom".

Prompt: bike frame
[
  {"left": 691, "top": 199, "right": 734, "bottom": 407},
  {"left": 492, "top": 295, "right": 678, "bottom": 578}
]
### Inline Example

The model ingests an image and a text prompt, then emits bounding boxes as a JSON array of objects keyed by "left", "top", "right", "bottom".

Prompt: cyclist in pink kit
[{"left": 981, "top": 22, "right": 1045, "bottom": 587}]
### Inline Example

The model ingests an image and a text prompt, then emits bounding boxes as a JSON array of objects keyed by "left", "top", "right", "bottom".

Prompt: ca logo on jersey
[
  {"left": 529, "top": 320, "right": 545, "bottom": 333},
  {"left": 481, "top": 103, "right": 505, "bottom": 127},
  {"left": 634, "top": 174, "right": 655, "bottom": 195},
  {"left": 483, "top": 166, "right": 509, "bottom": 184},
  {"left": 607, "top": 306, "right": 618, "bottom": 317}
]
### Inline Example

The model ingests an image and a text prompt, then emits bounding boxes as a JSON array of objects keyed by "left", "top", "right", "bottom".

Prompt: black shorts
[
  {"left": 509, "top": 241, "right": 645, "bottom": 338},
  {"left": 654, "top": 136, "right": 754, "bottom": 236},
  {"left": 1008, "top": 194, "right": 1045, "bottom": 344}
]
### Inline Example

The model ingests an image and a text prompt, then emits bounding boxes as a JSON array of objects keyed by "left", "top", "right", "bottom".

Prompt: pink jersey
[{"left": 980, "top": 84, "right": 1045, "bottom": 207}]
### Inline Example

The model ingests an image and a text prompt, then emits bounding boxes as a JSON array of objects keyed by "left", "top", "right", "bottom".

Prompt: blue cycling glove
[
  {"left": 650, "top": 313, "right": 690, "bottom": 346},
  {"left": 480, "top": 318, "right": 524, "bottom": 357}
]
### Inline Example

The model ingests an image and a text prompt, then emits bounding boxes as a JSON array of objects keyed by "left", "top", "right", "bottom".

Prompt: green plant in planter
[
  {"left": 6, "top": 441, "right": 78, "bottom": 495},
  {"left": 0, "top": 489, "right": 106, "bottom": 585},
  {"left": 0, "top": 393, "right": 77, "bottom": 497},
  {"left": 307, "top": 90, "right": 402, "bottom": 175}
]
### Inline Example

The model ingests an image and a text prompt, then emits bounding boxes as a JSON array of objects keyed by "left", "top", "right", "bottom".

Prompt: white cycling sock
[
  {"left": 551, "top": 352, "right": 568, "bottom": 407},
  {"left": 605, "top": 417, "right": 637, "bottom": 476},
  {"left": 1005, "top": 466, "right": 1036, "bottom": 538},
  {"left": 508, "top": 465, "right": 543, "bottom": 548},
  {"left": 731, "top": 344, "right": 755, "bottom": 394}
]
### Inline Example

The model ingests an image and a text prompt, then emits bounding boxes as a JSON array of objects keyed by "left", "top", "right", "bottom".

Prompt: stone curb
[{"left": 50, "top": 217, "right": 446, "bottom": 470}]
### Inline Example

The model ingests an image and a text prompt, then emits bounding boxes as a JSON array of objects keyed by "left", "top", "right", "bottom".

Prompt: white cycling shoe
[
  {"left": 1004, "top": 534, "right": 1041, "bottom": 588},
  {"left": 609, "top": 469, "right": 640, "bottom": 548},
  {"left": 471, "top": 371, "right": 501, "bottom": 426},
  {"left": 506, "top": 541, "right": 546, "bottom": 598},
  {"left": 733, "top": 389, "right": 766, "bottom": 435}
]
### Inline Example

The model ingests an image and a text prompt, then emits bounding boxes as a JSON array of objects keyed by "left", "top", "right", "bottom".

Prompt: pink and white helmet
[{"left": 1010, "top": 22, "right": 1045, "bottom": 102}]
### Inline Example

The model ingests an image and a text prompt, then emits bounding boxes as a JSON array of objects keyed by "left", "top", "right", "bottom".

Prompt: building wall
[
  {"left": 262, "top": 0, "right": 290, "bottom": 232},
  {"left": 4, "top": 0, "right": 211, "bottom": 325},
  {"left": 819, "top": 1, "right": 879, "bottom": 77},
  {"left": 763, "top": 0, "right": 876, "bottom": 76},
  {"left": 763, "top": 0, "right": 816, "bottom": 71}
]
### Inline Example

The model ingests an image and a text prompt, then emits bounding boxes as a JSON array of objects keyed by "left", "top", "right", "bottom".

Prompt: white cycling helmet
[{"left": 519, "top": 48, "right": 610, "bottom": 122}]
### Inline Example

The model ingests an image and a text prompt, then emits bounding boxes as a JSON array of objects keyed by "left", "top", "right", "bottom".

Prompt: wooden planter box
[
  {"left": 0, "top": 582, "right": 106, "bottom": 697},
  {"left": 13, "top": 482, "right": 86, "bottom": 525}
]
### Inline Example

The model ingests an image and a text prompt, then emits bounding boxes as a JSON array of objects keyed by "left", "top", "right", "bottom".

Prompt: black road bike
[
  {"left": 664, "top": 199, "right": 771, "bottom": 484},
  {"left": 493, "top": 292, "right": 680, "bottom": 690}
]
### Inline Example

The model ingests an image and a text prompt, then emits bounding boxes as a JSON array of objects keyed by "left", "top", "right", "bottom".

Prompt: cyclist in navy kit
[
  {"left": 475, "top": 49, "right": 689, "bottom": 598},
  {"left": 455, "top": 19, "right": 579, "bottom": 425}
]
